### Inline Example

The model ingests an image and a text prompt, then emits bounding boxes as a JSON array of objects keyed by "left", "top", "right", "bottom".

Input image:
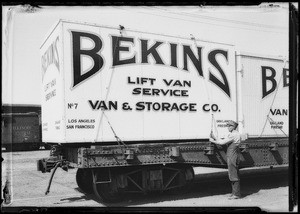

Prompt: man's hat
[{"left": 227, "top": 120, "right": 238, "bottom": 127}]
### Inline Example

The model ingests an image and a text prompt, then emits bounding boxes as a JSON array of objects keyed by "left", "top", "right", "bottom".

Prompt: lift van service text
[
  {"left": 86, "top": 76, "right": 216, "bottom": 112},
  {"left": 129, "top": 76, "right": 197, "bottom": 112}
]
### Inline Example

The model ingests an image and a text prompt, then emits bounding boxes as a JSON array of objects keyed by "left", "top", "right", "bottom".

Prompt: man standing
[{"left": 209, "top": 120, "right": 242, "bottom": 199}]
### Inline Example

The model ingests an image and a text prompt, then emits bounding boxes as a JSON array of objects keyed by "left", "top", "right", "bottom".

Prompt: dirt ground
[{"left": 1, "top": 150, "right": 297, "bottom": 212}]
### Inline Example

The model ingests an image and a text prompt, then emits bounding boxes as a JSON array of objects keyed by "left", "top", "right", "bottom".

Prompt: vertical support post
[
  {"left": 289, "top": 4, "right": 298, "bottom": 211},
  {"left": 236, "top": 51, "right": 244, "bottom": 135}
]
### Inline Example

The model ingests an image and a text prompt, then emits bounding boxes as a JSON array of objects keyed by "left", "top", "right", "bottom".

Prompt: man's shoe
[{"left": 228, "top": 195, "right": 241, "bottom": 200}]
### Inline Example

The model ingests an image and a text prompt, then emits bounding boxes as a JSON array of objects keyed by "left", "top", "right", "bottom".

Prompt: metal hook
[
  {"left": 190, "top": 34, "right": 195, "bottom": 40},
  {"left": 119, "top": 25, "right": 125, "bottom": 35}
]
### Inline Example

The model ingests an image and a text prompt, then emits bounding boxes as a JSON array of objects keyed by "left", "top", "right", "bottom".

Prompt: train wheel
[
  {"left": 92, "top": 169, "right": 124, "bottom": 203},
  {"left": 76, "top": 168, "right": 93, "bottom": 194},
  {"left": 164, "top": 165, "right": 194, "bottom": 195},
  {"left": 182, "top": 166, "right": 195, "bottom": 192}
]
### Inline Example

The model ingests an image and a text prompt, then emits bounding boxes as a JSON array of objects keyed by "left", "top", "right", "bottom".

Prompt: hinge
[
  {"left": 238, "top": 116, "right": 245, "bottom": 127},
  {"left": 269, "top": 142, "right": 278, "bottom": 151},
  {"left": 239, "top": 143, "right": 249, "bottom": 153},
  {"left": 204, "top": 144, "right": 215, "bottom": 156},
  {"left": 237, "top": 64, "right": 244, "bottom": 76}
]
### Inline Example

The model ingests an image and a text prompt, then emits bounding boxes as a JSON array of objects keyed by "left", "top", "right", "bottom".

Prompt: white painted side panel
[
  {"left": 240, "top": 55, "right": 289, "bottom": 137},
  {"left": 43, "top": 20, "right": 237, "bottom": 143},
  {"left": 40, "top": 22, "right": 65, "bottom": 142}
]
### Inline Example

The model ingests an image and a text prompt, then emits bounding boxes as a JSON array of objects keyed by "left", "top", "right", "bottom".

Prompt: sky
[{"left": 2, "top": 3, "right": 291, "bottom": 105}]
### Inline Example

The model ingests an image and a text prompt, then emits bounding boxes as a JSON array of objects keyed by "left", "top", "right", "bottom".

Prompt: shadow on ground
[
  {"left": 53, "top": 169, "right": 288, "bottom": 207},
  {"left": 106, "top": 171, "right": 288, "bottom": 206}
]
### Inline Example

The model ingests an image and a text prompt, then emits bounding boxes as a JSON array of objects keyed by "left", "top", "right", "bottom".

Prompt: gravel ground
[{"left": 1, "top": 150, "right": 296, "bottom": 212}]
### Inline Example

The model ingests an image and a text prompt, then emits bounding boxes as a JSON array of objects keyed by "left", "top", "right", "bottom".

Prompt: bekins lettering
[
  {"left": 41, "top": 37, "right": 60, "bottom": 80},
  {"left": 261, "top": 66, "right": 289, "bottom": 98},
  {"left": 70, "top": 31, "right": 231, "bottom": 98}
]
